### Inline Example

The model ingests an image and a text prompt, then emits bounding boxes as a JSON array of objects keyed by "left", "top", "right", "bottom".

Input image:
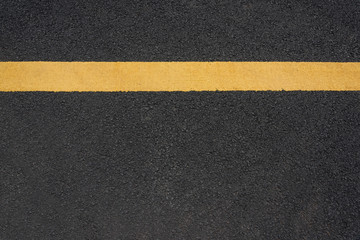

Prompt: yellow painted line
[{"left": 0, "top": 62, "right": 359, "bottom": 91}]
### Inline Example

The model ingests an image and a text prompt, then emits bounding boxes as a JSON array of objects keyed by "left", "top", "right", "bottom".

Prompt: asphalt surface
[
  {"left": 0, "top": 0, "right": 359, "bottom": 61},
  {"left": 1, "top": 0, "right": 360, "bottom": 240},
  {"left": 1, "top": 92, "right": 360, "bottom": 239}
]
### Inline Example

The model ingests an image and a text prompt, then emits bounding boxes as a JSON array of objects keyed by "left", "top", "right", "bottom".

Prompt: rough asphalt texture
[
  {"left": 1, "top": 92, "right": 360, "bottom": 239},
  {"left": 0, "top": 0, "right": 359, "bottom": 61},
  {"left": 1, "top": 0, "right": 360, "bottom": 240}
]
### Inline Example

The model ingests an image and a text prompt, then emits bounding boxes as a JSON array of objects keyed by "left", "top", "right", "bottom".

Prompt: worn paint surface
[{"left": 1, "top": 62, "right": 359, "bottom": 91}]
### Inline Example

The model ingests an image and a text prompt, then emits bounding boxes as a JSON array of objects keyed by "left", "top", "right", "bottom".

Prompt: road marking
[{"left": 0, "top": 62, "right": 359, "bottom": 91}]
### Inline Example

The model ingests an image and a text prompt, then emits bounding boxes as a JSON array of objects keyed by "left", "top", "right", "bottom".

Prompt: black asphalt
[
  {"left": 1, "top": 92, "right": 360, "bottom": 239},
  {"left": 0, "top": 0, "right": 359, "bottom": 61}
]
